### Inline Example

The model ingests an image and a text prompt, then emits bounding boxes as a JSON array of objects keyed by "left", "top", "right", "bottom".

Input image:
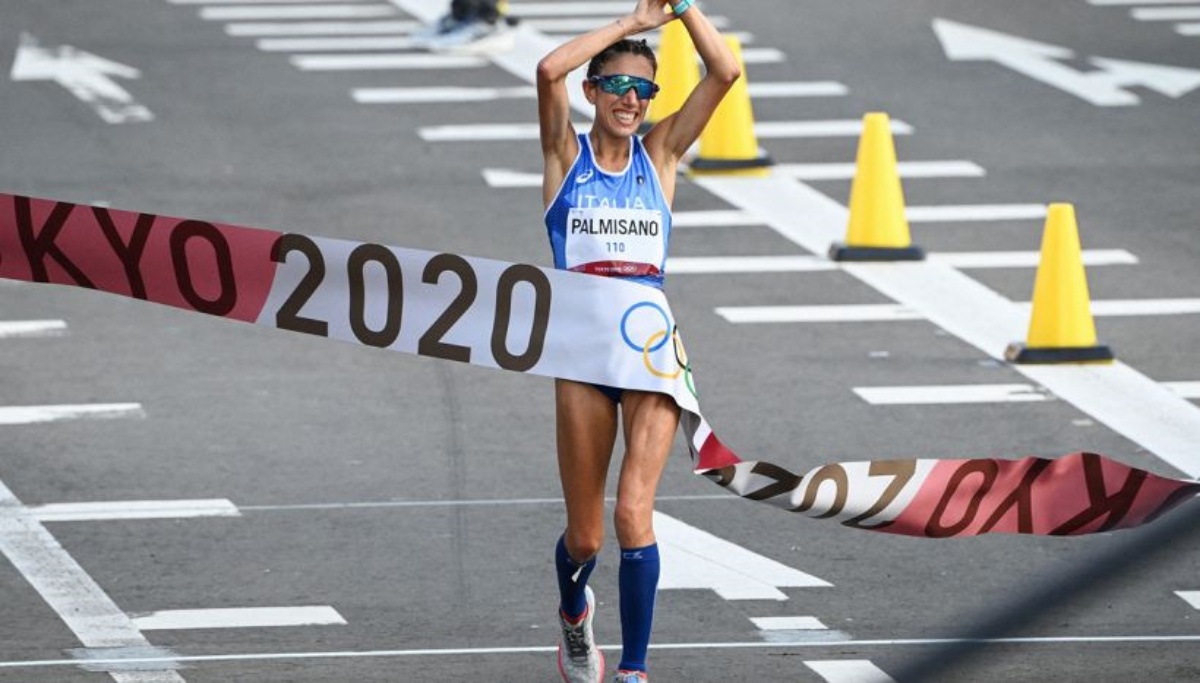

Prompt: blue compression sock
[
  {"left": 618, "top": 543, "right": 660, "bottom": 673},
  {"left": 556, "top": 535, "right": 596, "bottom": 620}
]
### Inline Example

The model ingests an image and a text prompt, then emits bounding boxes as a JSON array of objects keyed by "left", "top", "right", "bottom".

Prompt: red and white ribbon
[{"left": 3, "top": 193, "right": 1196, "bottom": 537}]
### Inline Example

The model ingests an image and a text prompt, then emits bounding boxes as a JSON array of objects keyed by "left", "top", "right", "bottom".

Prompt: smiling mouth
[{"left": 614, "top": 110, "right": 638, "bottom": 125}]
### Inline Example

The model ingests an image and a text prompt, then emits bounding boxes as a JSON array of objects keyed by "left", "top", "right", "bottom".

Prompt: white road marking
[
  {"left": 291, "top": 53, "right": 486, "bottom": 71},
  {"left": 1178, "top": 22, "right": 1200, "bottom": 35},
  {"left": 671, "top": 210, "right": 765, "bottom": 227},
  {"left": 717, "top": 304, "right": 921, "bottom": 324},
  {"left": 132, "top": 607, "right": 346, "bottom": 631},
  {"left": 199, "top": 4, "right": 397, "bottom": 20},
  {"left": 654, "top": 511, "right": 832, "bottom": 600},
  {"left": 805, "top": 660, "right": 897, "bottom": 683},
  {"left": 0, "top": 320, "right": 68, "bottom": 338},
  {"left": 694, "top": 172, "right": 1200, "bottom": 478},
  {"left": 1177, "top": 591, "right": 1200, "bottom": 609},
  {"left": 224, "top": 20, "right": 418, "bottom": 36},
  {"left": 30, "top": 499, "right": 240, "bottom": 522},
  {"left": 0, "top": 403, "right": 145, "bottom": 426},
  {"left": 776, "top": 160, "right": 986, "bottom": 180},
  {"left": 1029, "top": 298, "right": 1200, "bottom": 317},
  {"left": 738, "top": 47, "right": 786, "bottom": 64},
  {"left": 854, "top": 384, "right": 1051, "bottom": 405},
  {"left": 171, "top": 0, "right": 362, "bottom": 3},
  {"left": 0, "top": 480, "right": 185, "bottom": 682},
  {"left": 507, "top": 1, "right": 637, "bottom": 15},
  {"left": 906, "top": 203, "right": 1047, "bottom": 222},
  {"left": 423, "top": 119, "right": 912, "bottom": 141},
  {"left": 354, "top": 85, "right": 537, "bottom": 103},
  {"left": 667, "top": 250, "right": 1137, "bottom": 273},
  {"left": 258, "top": 36, "right": 419, "bottom": 51},
  {"left": 528, "top": 16, "right": 729, "bottom": 32},
  {"left": 751, "top": 616, "right": 828, "bottom": 631},
  {"left": 1164, "top": 382, "right": 1200, "bottom": 399},
  {"left": 746, "top": 81, "right": 848, "bottom": 97},
  {"left": 4, "top": 634, "right": 1200, "bottom": 669},
  {"left": 239, "top": 493, "right": 732, "bottom": 512},
  {"left": 1088, "top": 0, "right": 1200, "bottom": 4},
  {"left": 356, "top": 80, "right": 842, "bottom": 105},
  {"left": 1131, "top": 7, "right": 1200, "bottom": 20},
  {"left": 10, "top": 33, "right": 154, "bottom": 124}
]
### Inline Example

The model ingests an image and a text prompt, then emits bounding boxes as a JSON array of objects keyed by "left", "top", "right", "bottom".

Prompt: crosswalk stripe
[
  {"left": 527, "top": 16, "right": 729, "bottom": 32},
  {"left": 906, "top": 204, "right": 1047, "bottom": 222},
  {"left": 1177, "top": 22, "right": 1200, "bottom": 35},
  {"left": 751, "top": 616, "right": 829, "bottom": 631},
  {"left": 667, "top": 250, "right": 1138, "bottom": 273},
  {"left": 0, "top": 404, "right": 145, "bottom": 426},
  {"left": 356, "top": 80, "right": 844, "bottom": 105},
  {"left": 291, "top": 53, "right": 486, "bottom": 70},
  {"left": 424, "top": 119, "right": 912, "bottom": 141},
  {"left": 225, "top": 20, "right": 418, "bottom": 36},
  {"left": 1131, "top": 7, "right": 1200, "bottom": 20},
  {"left": 776, "top": 160, "right": 985, "bottom": 180},
  {"left": 854, "top": 384, "right": 1051, "bottom": 405},
  {"left": 354, "top": 85, "right": 537, "bottom": 103},
  {"left": 132, "top": 606, "right": 346, "bottom": 630},
  {"left": 258, "top": 35, "right": 419, "bottom": 51},
  {"left": 171, "top": 0, "right": 361, "bottom": 4},
  {"left": 717, "top": 298, "right": 1200, "bottom": 324},
  {"left": 805, "top": 660, "right": 897, "bottom": 683},
  {"left": 199, "top": 4, "right": 397, "bottom": 20},
  {"left": 1177, "top": 591, "right": 1200, "bottom": 609},
  {"left": 1087, "top": 0, "right": 1199, "bottom": 5},
  {"left": 30, "top": 500, "right": 241, "bottom": 522},
  {"left": 0, "top": 320, "right": 68, "bottom": 339},
  {"left": 1164, "top": 382, "right": 1200, "bottom": 399}
]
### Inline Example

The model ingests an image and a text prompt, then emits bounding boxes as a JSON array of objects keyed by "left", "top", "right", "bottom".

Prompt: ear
[{"left": 582, "top": 79, "right": 597, "bottom": 105}]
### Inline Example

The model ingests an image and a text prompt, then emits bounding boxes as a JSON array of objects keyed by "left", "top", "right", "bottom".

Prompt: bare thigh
[
  {"left": 555, "top": 379, "right": 619, "bottom": 561},
  {"left": 614, "top": 389, "right": 680, "bottom": 548}
]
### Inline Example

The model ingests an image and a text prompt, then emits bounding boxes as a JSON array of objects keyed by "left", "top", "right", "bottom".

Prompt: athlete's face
[{"left": 587, "top": 53, "right": 656, "bottom": 137}]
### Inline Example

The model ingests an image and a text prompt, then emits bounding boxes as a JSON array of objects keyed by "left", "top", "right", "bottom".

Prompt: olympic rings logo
[{"left": 619, "top": 302, "right": 697, "bottom": 397}]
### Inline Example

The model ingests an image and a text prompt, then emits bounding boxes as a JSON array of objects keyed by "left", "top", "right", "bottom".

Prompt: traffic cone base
[
  {"left": 1005, "top": 342, "right": 1115, "bottom": 364},
  {"left": 689, "top": 154, "right": 774, "bottom": 175},
  {"left": 828, "top": 243, "right": 925, "bottom": 262}
]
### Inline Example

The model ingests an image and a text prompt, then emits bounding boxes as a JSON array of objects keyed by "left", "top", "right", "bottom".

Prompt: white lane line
[
  {"left": 291, "top": 53, "right": 486, "bottom": 70},
  {"left": 739, "top": 47, "right": 786, "bottom": 64},
  {"left": 258, "top": 35, "right": 418, "bottom": 51},
  {"left": 717, "top": 304, "right": 921, "bottom": 324},
  {"left": 752, "top": 616, "right": 828, "bottom": 631},
  {"left": 1132, "top": 7, "right": 1200, "bottom": 19},
  {"left": 667, "top": 250, "right": 1138, "bottom": 273},
  {"left": 906, "top": 203, "right": 1047, "bottom": 222},
  {"left": 776, "top": 160, "right": 986, "bottom": 181},
  {"left": 1089, "top": 0, "right": 1200, "bottom": 4},
  {"left": 805, "top": 660, "right": 897, "bottom": 683},
  {"left": 672, "top": 210, "right": 765, "bottom": 227},
  {"left": 0, "top": 320, "right": 68, "bottom": 339},
  {"left": 354, "top": 85, "right": 537, "bottom": 103},
  {"left": 5, "top": 634, "right": 1200, "bottom": 668},
  {"left": 0, "top": 403, "right": 145, "bottom": 426},
  {"left": 529, "top": 16, "right": 730, "bottom": 32},
  {"left": 1177, "top": 591, "right": 1200, "bottom": 609},
  {"left": 0, "top": 480, "right": 185, "bottom": 681},
  {"left": 1164, "top": 382, "right": 1200, "bottom": 399},
  {"left": 355, "top": 80, "right": 843, "bottom": 105},
  {"left": 239, "top": 493, "right": 732, "bottom": 512},
  {"left": 424, "top": 119, "right": 912, "bottom": 142},
  {"left": 655, "top": 512, "right": 831, "bottom": 600},
  {"left": 30, "top": 500, "right": 241, "bottom": 522},
  {"left": 1028, "top": 298, "right": 1200, "bottom": 317},
  {"left": 199, "top": 4, "right": 397, "bottom": 20},
  {"left": 854, "top": 384, "right": 1051, "bottom": 405},
  {"left": 173, "top": 0, "right": 361, "bottom": 3},
  {"left": 132, "top": 607, "right": 346, "bottom": 631},
  {"left": 225, "top": 20, "right": 418, "bottom": 36},
  {"left": 1179, "top": 22, "right": 1200, "bottom": 35},
  {"left": 694, "top": 172, "right": 1200, "bottom": 478},
  {"left": 507, "top": 1, "right": 636, "bottom": 15}
]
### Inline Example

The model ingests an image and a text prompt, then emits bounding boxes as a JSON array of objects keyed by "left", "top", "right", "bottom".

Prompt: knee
[
  {"left": 613, "top": 498, "right": 654, "bottom": 547},
  {"left": 562, "top": 530, "right": 603, "bottom": 563}
]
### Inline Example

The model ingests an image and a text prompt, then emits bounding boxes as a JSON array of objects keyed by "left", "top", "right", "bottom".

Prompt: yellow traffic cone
[
  {"left": 689, "top": 35, "right": 772, "bottom": 176},
  {"left": 647, "top": 20, "right": 700, "bottom": 127},
  {"left": 1005, "top": 203, "right": 1114, "bottom": 363},
  {"left": 829, "top": 112, "right": 924, "bottom": 261}
]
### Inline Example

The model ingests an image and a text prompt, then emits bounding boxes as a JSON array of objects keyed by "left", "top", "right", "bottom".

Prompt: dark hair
[{"left": 586, "top": 39, "right": 658, "bottom": 79}]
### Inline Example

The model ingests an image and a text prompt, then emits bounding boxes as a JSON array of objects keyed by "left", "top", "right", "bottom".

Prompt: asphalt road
[{"left": 2, "top": 0, "right": 1199, "bottom": 681}]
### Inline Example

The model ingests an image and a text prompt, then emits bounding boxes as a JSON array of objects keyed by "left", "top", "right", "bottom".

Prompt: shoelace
[{"left": 561, "top": 619, "right": 591, "bottom": 660}]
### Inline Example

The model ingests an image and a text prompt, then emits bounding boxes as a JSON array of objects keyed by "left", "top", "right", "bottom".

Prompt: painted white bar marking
[
  {"left": 1178, "top": 23, "right": 1200, "bottom": 35},
  {"left": 668, "top": 250, "right": 1138, "bottom": 273},
  {"left": 740, "top": 48, "right": 787, "bottom": 64},
  {"left": 354, "top": 85, "right": 536, "bottom": 103},
  {"left": 906, "top": 204, "right": 1047, "bottom": 222},
  {"left": 671, "top": 210, "right": 764, "bottom": 227},
  {"left": 30, "top": 500, "right": 241, "bottom": 522},
  {"left": 669, "top": 256, "right": 833, "bottom": 274},
  {"left": 693, "top": 172, "right": 1200, "bottom": 478},
  {"left": 1084, "top": 299, "right": 1200, "bottom": 316},
  {"left": 1164, "top": 382, "right": 1200, "bottom": 399},
  {"left": 777, "top": 160, "right": 986, "bottom": 181},
  {"left": 0, "top": 403, "right": 145, "bottom": 426},
  {"left": 854, "top": 384, "right": 1050, "bottom": 405},
  {"left": 258, "top": 36, "right": 418, "bottom": 51},
  {"left": 1176, "top": 591, "right": 1200, "bottom": 609},
  {"left": 655, "top": 511, "right": 831, "bottom": 600},
  {"left": 805, "top": 660, "right": 897, "bottom": 683},
  {"left": 133, "top": 607, "right": 346, "bottom": 631},
  {"left": 717, "top": 305, "right": 922, "bottom": 324},
  {"left": 0, "top": 480, "right": 185, "bottom": 680},
  {"left": 200, "top": 5, "right": 396, "bottom": 20},
  {"left": 1132, "top": 7, "right": 1200, "bottom": 19},
  {"left": 507, "top": 1, "right": 636, "bottom": 15},
  {"left": 225, "top": 20, "right": 417, "bottom": 36},
  {"left": 425, "top": 119, "right": 912, "bottom": 142},
  {"left": 291, "top": 54, "right": 485, "bottom": 71},
  {"left": 747, "top": 81, "right": 848, "bottom": 97},
  {"left": 173, "top": 0, "right": 361, "bottom": 4},
  {"left": 530, "top": 16, "right": 730, "bottom": 32},
  {"left": 0, "top": 320, "right": 68, "bottom": 339},
  {"left": 931, "top": 249, "right": 1138, "bottom": 268},
  {"left": 751, "top": 616, "right": 828, "bottom": 631},
  {"left": 1089, "top": 0, "right": 1200, "bottom": 5}
]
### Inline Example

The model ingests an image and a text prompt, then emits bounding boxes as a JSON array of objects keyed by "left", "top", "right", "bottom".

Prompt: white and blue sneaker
[
  {"left": 557, "top": 586, "right": 604, "bottom": 683},
  {"left": 613, "top": 671, "right": 648, "bottom": 683}
]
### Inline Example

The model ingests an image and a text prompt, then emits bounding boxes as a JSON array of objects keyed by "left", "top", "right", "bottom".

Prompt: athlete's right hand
[{"left": 630, "top": 0, "right": 677, "bottom": 32}]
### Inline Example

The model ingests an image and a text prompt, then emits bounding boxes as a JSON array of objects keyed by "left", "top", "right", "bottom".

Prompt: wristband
[{"left": 671, "top": 0, "right": 694, "bottom": 16}]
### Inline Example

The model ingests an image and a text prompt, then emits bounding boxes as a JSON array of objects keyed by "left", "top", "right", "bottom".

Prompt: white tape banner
[{"left": 3, "top": 193, "right": 1197, "bottom": 538}]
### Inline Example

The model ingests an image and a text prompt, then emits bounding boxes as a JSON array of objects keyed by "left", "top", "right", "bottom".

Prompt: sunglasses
[{"left": 588, "top": 73, "right": 660, "bottom": 100}]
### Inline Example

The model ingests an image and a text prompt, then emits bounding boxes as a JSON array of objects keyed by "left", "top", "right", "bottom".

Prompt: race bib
[{"left": 565, "top": 207, "right": 664, "bottom": 277}]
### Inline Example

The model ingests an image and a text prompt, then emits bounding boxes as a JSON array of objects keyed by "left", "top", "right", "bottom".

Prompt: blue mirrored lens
[{"left": 592, "top": 74, "right": 658, "bottom": 100}]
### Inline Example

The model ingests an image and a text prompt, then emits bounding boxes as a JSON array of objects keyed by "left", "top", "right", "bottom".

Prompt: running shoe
[
  {"left": 413, "top": 15, "right": 514, "bottom": 54},
  {"left": 557, "top": 586, "right": 604, "bottom": 683},
  {"left": 613, "top": 671, "right": 648, "bottom": 682}
]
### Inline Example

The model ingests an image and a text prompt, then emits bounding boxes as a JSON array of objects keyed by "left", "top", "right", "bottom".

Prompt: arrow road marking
[
  {"left": 933, "top": 18, "right": 1200, "bottom": 106},
  {"left": 10, "top": 33, "right": 153, "bottom": 123}
]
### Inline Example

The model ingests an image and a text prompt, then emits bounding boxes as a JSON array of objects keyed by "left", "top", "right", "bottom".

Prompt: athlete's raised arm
[{"left": 536, "top": 0, "right": 674, "bottom": 209}]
